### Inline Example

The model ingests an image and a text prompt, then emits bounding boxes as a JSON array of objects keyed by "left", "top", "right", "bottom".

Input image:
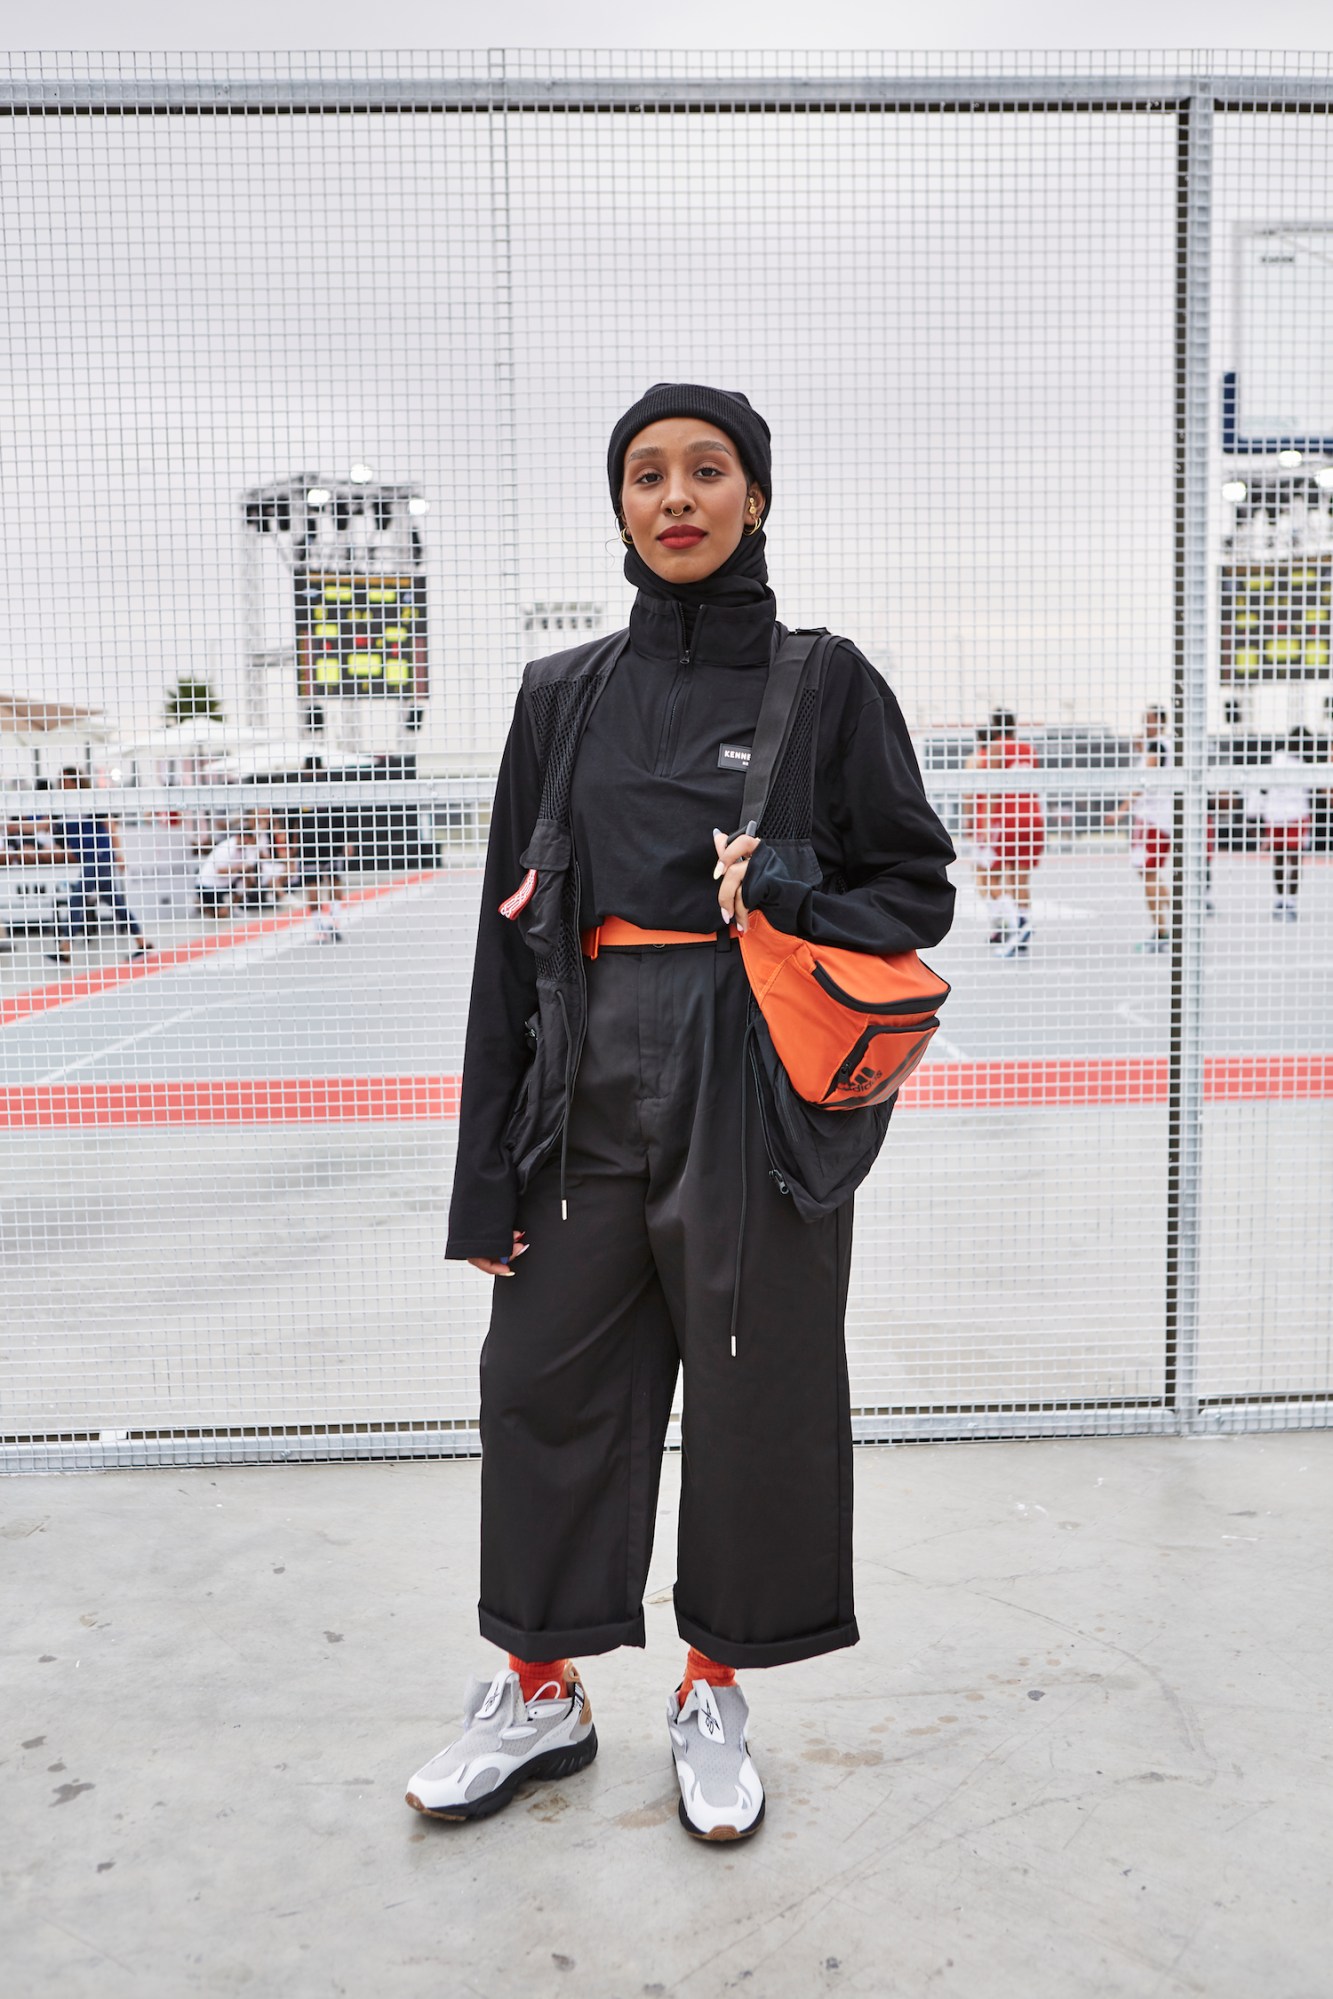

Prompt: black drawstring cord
[
  {"left": 729, "top": 1012, "right": 751, "bottom": 1360},
  {"left": 555, "top": 989, "right": 574, "bottom": 1221}
]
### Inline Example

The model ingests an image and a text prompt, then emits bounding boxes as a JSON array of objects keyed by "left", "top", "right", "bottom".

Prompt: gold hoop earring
[
  {"left": 743, "top": 513, "right": 763, "bottom": 538},
  {"left": 620, "top": 525, "right": 634, "bottom": 548}
]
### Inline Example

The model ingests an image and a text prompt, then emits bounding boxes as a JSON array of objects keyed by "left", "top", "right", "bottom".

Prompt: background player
[{"left": 963, "top": 707, "right": 1044, "bottom": 958}]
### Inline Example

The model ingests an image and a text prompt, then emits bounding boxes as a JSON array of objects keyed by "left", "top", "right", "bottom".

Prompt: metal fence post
[
  {"left": 487, "top": 48, "right": 522, "bottom": 694},
  {"left": 1166, "top": 86, "right": 1214, "bottom": 1431}
]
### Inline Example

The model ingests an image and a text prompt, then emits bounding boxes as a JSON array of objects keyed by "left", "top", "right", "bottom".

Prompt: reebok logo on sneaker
[
  {"left": 474, "top": 1675, "right": 507, "bottom": 1723},
  {"left": 693, "top": 1681, "right": 726, "bottom": 1742}
]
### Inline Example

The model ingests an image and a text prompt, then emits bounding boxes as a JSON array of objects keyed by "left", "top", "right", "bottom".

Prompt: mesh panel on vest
[
  {"left": 759, "top": 687, "right": 818, "bottom": 841},
  {"left": 527, "top": 683, "right": 590, "bottom": 819}
]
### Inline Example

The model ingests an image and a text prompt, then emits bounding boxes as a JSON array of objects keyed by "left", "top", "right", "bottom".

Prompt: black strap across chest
[{"left": 737, "top": 629, "right": 831, "bottom": 834}]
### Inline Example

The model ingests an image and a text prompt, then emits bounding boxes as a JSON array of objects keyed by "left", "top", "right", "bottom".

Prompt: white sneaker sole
[
  {"left": 406, "top": 1725, "right": 598, "bottom": 1822},
  {"left": 677, "top": 1791, "right": 766, "bottom": 1842}
]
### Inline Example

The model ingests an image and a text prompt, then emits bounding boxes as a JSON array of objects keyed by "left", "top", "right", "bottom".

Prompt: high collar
[{"left": 628, "top": 590, "right": 776, "bottom": 668}]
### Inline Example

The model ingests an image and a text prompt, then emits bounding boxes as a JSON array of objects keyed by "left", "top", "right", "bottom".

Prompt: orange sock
[
  {"left": 680, "top": 1647, "right": 736, "bottom": 1698},
  {"left": 508, "top": 1654, "right": 570, "bottom": 1704}
]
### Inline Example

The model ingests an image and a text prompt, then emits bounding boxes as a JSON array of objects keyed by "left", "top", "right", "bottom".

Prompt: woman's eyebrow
[{"left": 625, "top": 438, "right": 734, "bottom": 462}]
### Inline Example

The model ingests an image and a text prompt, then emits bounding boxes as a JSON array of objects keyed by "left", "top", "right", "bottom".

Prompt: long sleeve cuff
[
  {"left": 742, "top": 841, "right": 811, "bottom": 935},
  {"left": 445, "top": 1236, "right": 513, "bottom": 1262}
]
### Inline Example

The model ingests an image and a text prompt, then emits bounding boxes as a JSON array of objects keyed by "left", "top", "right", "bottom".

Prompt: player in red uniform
[{"left": 964, "top": 707, "right": 1044, "bottom": 957}]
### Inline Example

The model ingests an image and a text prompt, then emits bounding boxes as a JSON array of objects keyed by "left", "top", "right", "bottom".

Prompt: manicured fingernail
[
  {"left": 745, "top": 820, "right": 757, "bottom": 837},
  {"left": 713, "top": 827, "right": 724, "bottom": 841},
  {"left": 713, "top": 861, "right": 725, "bottom": 879}
]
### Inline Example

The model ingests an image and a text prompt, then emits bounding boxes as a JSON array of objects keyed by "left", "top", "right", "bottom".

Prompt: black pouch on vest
[
  {"left": 747, "top": 992, "right": 897, "bottom": 1222},
  {"left": 499, "top": 819, "right": 571, "bottom": 955}
]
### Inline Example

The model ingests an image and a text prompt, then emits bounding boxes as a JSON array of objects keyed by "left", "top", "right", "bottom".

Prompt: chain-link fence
[{"left": 2, "top": 53, "right": 1330, "bottom": 1470}]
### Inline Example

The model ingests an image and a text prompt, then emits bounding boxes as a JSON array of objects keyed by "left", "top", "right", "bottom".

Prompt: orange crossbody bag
[
  {"left": 739, "top": 914, "right": 949, "bottom": 1109},
  {"left": 737, "top": 633, "right": 950, "bottom": 1110}
]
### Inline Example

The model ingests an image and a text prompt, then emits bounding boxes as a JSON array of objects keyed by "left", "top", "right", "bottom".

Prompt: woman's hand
[
  {"left": 468, "top": 1229, "right": 528, "bottom": 1279},
  {"left": 713, "top": 825, "right": 760, "bottom": 931}
]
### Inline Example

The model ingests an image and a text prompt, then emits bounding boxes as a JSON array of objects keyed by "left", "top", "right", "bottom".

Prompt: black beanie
[{"left": 608, "top": 382, "right": 772, "bottom": 520}]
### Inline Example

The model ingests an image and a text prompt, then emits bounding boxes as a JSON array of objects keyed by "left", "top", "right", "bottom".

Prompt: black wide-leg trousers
[{"left": 477, "top": 933, "right": 859, "bottom": 1669}]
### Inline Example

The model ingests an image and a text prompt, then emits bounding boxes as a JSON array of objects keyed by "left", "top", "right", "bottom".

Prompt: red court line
[
  {"left": 901, "top": 1055, "right": 1333, "bottom": 1108},
  {"left": 0, "top": 1078, "right": 461, "bottom": 1128},
  {"left": 0, "top": 872, "right": 437, "bottom": 1030},
  {"left": 2, "top": 1056, "right": 1331, "bottom": 1127}
]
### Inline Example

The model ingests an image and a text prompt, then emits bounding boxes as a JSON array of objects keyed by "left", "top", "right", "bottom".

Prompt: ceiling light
[
  {"left": 349, "top": 463, "right": 374, "bottom": 483},
  {"left": 1278, "top": 449, "right": 1303, "bottom": 467},
  {"left": 1221, "top": 480, "right": 1248, "bottom": 502},
  {"left": 306, "top": 487, "right": 331, "bottom": 506},
  {"left": 407, "top": 497, "right": 431, "bottom": 516}
]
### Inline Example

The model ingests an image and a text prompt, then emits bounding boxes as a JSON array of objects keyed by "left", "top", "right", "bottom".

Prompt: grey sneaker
[
  {"left": 405, "top": 1665, "right": 596, "bottom": 1821},
  {"left": 666, "top": 1679, "right": 765, "bottom": 1842}
]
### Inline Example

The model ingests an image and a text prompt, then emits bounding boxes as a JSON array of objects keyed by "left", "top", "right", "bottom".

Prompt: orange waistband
[{"left": 581, "top": 915, "right": 736, "bottom": 959}]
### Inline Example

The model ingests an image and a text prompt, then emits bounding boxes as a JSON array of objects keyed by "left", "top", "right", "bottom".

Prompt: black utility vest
[{"left": 500, "top": 627, "right": 825, "bottom": 1200}]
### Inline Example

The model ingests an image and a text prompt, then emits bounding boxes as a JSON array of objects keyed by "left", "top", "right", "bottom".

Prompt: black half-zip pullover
[
  {"left": 570, "top": 590, "right": 956, "bottom": 949},
  {"left": 445, "top": 592, "right": 955, "bottom": 1261}
]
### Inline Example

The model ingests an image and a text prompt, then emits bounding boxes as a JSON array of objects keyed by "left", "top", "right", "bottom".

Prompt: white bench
[{"left": 0, "top": 860, "right": 84, "bottom": 934}]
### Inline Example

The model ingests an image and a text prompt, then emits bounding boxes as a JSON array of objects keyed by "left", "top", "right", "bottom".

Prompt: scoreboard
[
  {"left": 1220, "top": 554, "right": 1333, "bottom": 681},
  {"left": 294, "top": 572, "right": 428, "bottom": 700}
]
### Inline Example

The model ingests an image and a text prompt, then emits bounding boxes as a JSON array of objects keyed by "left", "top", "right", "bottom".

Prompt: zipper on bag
[
  {"left": 746, "top": 1028, "right": 790, "bottom": 1196},
  {"left": 811, "top": 960, "right": 950, "bottom": 1015},
  {"left": 828, "top": 1022, "right": 938, "bottom": 1104}
]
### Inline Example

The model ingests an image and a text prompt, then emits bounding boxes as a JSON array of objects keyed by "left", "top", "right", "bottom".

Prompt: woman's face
[{"left": 619, "top": 416, "right": 765, "bottom": 583}]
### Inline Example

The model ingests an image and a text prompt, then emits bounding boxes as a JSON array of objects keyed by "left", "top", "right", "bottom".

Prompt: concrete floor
[{"left": 3, "top": 1433, "right": 1331, "bottom": 1999}]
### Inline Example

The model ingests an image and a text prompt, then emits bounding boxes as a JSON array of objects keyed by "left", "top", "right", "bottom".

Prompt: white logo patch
[
  {"left": 694, "top": 1680, "right": 726, "bottom": 1743},
  {"left": 474, "top": 1672, "right": 508, "bottom": 1723}
]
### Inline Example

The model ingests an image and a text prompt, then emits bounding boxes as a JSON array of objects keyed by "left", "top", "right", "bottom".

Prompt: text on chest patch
[{"left": 717, "top": 742, "right": 753, "bottom": 770}]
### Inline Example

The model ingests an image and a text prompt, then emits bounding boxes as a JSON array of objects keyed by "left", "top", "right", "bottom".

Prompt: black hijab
[
  {"left": 622, "top": 524, "right": 773, "bottom": 620},
  {"left": 609, "top": 382, "right": 776, "bottom": 636}
]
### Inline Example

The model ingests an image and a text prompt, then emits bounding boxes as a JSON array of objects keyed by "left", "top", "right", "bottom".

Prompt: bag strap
[{"left": 737, "top": 628, "right": 829, "bottom": 833}]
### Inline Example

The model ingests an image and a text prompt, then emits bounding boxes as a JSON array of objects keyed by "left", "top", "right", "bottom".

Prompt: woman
[{"left": 407, "top": 384, "right": 955, "bottom": 1840}]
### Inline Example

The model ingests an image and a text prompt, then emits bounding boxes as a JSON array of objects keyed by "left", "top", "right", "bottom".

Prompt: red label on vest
[{"left": 499, "top": 868, "right": 538, "bottom": 921}]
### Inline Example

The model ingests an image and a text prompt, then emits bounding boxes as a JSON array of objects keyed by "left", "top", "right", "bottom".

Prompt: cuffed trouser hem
[
  {"left": 674, "top": 1595, "right": 860, "bottom": 1670},
  {"left": 478, "top": 1602, "right": 646, "bottom": 1660}
]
